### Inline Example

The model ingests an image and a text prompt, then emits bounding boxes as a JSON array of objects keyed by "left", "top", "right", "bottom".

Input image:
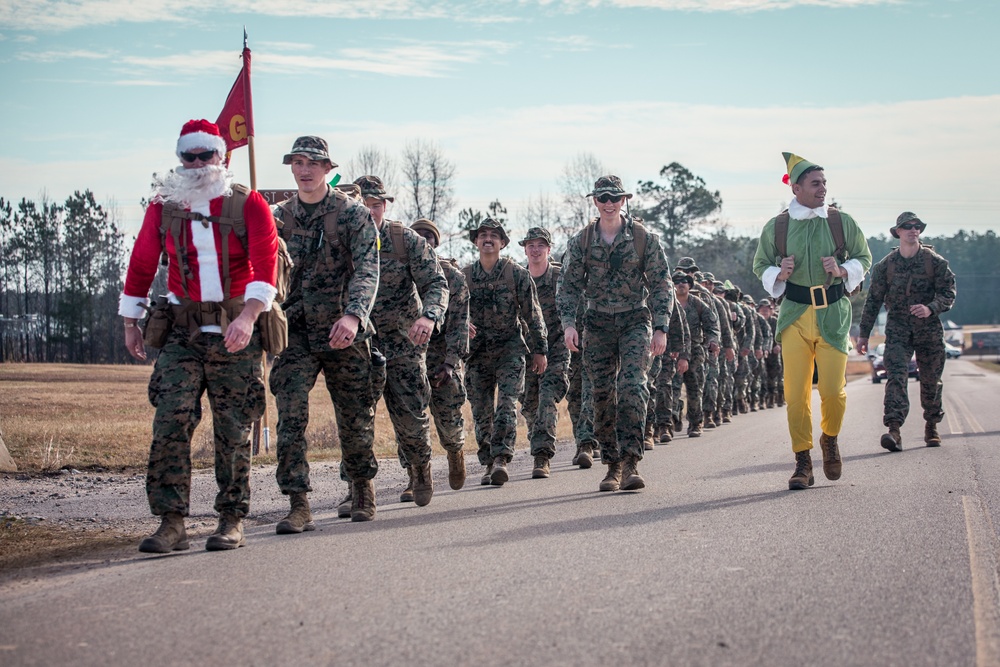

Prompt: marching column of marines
[{"left": 119, "top": 124, "right": 956, "bottom": 551}]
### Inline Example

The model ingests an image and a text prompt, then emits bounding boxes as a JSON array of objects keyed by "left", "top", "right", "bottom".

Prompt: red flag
[{"left": 216, "top": 46, "right": 254, "bottom": 153}]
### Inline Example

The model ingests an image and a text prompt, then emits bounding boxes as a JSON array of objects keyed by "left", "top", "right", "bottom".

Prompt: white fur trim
[
  {"left": 244, "top": 281, "right": 277, "bottom": 312},
  {"left": 118, "top": 293, "right": 149, "bottom": 319},
  {"left": 177, "top": 131, "right": 227, "bottom": 157},
  {"left": 842, "top": 258, "right": 865, "bottom": 293},
  {"left": 761, "top": 265, "right": 786, "bottom": 299}
]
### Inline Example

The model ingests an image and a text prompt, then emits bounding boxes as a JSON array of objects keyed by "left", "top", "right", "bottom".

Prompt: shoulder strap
[
  {"left": 775, "top": 210, "right": 789, "bottom": 258},
  {"left": 160, "top": 202, "right": 191, "bottom": 299},
  {"left": 921, "top": 245, "right": 934, "bottom": 280},
  {"left": 826, "top": 206, "right": 847, "bottom": 262},
  {"left": 579, "top": 222, "right": 596, "bottom": 279},
  {"left": 217, "top": 185, "right": 250, "bottom": 300},
  {"left": 383, "top": 220, "right": 408, "bottom": 264},
  {"left": 886, "top": 248, "right": 900, "bottom": 283},
  {"left": 631, "top": 219, "right": 648, "bottom": 280}
]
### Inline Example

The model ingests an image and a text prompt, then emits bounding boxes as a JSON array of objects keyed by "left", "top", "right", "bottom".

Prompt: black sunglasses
[
  {"left": 180, "top": 150, "right": 217, "bottom": 163},
  {"left": 595, "top": 194, "right": 623, "bottom": 203},
  {"left": 898, "top": 222, "right": 925, "bottom": 231}
]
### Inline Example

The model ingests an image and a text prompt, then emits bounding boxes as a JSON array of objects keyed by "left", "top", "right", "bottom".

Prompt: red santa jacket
[{"left": 119, "top": 189, "right": 278, "bottom": 319}]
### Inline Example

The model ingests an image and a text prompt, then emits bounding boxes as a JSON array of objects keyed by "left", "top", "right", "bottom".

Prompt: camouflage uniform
[
  {"left": 860, "top": 233, "right": 956, "bottom": 429},
  {"left": 567, "top": 349, "right": 597, "bottom": 452},
  {"left": 750, "top": 303, "right": 773, "bottom": 410},
  {"left": 558, "top": 213, "right": 674, "bottom": 464},
  {"left": 648, "top": 298, "right": 690, "bottom": 442},
  {"left": 270, "top": 184, "right": 382, "bottom": 492},
  {"left": 465, "top": 231, "right": 548, "bottom": 466},
  {"left": 520, "top": 259, "right": 569, "bottom": 460},
  {"left": 701, "top": 282, "right": 734, "bottom": 424},
  {"left": 370, "top": 216, "right": 449, "bottom": 471},
  {"left": 733, "top": 298, "right": 758, "bottom": 413},
  {"left": 670, "top": 278, "right": 720, "bottom": 430},
  {"left": 763, "top": 308, "right": 784, "bottom": 406},
  {"left": 424, "top": 256, "right": 470, "bottom": 454}
]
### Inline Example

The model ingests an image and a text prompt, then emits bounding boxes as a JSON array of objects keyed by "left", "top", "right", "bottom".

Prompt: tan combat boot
[
  {"left": 205, "top": 514, "right": 245, "bottom": 551},
  {"left": 275, "top": 492, "right": 315, "bottom": 534},
  {"left": 447, "top": 449, "right": 466, "bottom": 490},
  {"left": 925, "top": 422, "right": 942, "bottom": 447},
  {"left": 575, "top": 445, "right": 594, "bottom": 469},
  {"left": 490, "top": 457, "right": 509, "bottom": 486},
  {"left": 788, "top": 450, "right": 814, "bottom": 490},
  {"left": 400, "top": 467, "right": 415, "bottom": 503},
  {"left": 881, "top": 423, "right": 902, "bottom": 452},
  {"left": 413, "top": 461, "right": 433, "bottom": 506},
  {"left": 687, "top": 421, "right": 703, "bottom": 438},
  {"left": 621, "top": 455, "right": 645, "bottom": 491},
  {"left": 532, "top": 455, "right": 550, "bottom": 479},
  {"left": 722, "top": 410, "right": 732, "bottom": 424},
  {"left": 337, "top": 487, "right": 353, "bottom": 519},
  {"left": 138, "top": 512, "right": 189, "bottom": 553},
  {"left": 599, "top": 461, "right": 623, "bottom": 492},
  {"left": 351, "top": 478, "right": 376, "bottom": 522},
  {"left": 819, "top": 433, "right": 842, "bottom": 481},
  {"left": 481, "top": 461, "right": 493, "bottom": 485}
]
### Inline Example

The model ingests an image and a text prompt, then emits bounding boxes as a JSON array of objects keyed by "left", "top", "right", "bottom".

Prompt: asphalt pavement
[{"left": 2, "top": 357, "right": 999, "bottom": 667}]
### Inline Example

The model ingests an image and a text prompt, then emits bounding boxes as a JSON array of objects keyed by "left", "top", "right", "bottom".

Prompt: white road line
[
  {"left": 953, "top": 393, "right": 986, "bottom": 434},
  {"left": 945, "top": 395, "right": 963, "bottom": 435},
  {"left": 963, "top": 495, "right": 1000, "bottom": 667}
]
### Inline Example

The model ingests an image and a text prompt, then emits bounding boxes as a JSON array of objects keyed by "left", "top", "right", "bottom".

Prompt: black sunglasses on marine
[
  {"left": 595, "top": 194, "right": 623, "bottom": 203},
  {"left": 898, "top": 222, "right": 925, "bottom": 231},
  {"left": 180, "top": 150, "right": 217, "bottom": 163}
]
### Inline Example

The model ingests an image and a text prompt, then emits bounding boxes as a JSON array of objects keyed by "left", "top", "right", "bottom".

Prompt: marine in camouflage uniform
[
  {"left": 746, "top": 294, "right": 772, "bottom": 411},
  {"left": 120, "top": 119, "right": 279, "bottom": 553},
  {"left": 759, "top": 299, "right": 784, "bottom": 407},
  {"left": 465, "top": 218, "right": 548, "bottom": 487},
  {"left": 669, "top": 271, "right": 720, "bottom": 436},
  {"left": 648, "top": 297, "right": 691, "bottom": 445},
  {"left": 859, "top": 212, "right": 957, "bottom": 450},
  {"left": 567, "top": 300, "right": 598, "bottom": 467},
  {"left": 696, "top": 271, "right": 736, "bottom": 427},
  {"left": 732, "top": 292, "right": 758, "bottom": 414},
  {"left": 411, "top": 218, "right": 471, "bottom": 491},
  {"left": 356, "top": 176, "right": 449, "bottom": 507},
  {"left": 518, "top": 227, "right": 570, "bottom": 479},
  {"left": 269, "top": 137, "right": 382, "bottom": 526},
  {"left": 716, "top": 280, "right": 744, "bottom": 423},
  {"left": 558, "top": 176, "right": 674, "bottom": 492}
]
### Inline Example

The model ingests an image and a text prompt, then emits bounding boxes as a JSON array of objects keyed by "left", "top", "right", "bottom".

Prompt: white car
[{"left": 944, "top": 341, "right": 962, "bottom": 359}]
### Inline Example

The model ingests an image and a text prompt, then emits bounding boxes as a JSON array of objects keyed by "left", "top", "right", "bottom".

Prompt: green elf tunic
[{"left": 752, "top": 200, "right": 872, "bottom": 354}]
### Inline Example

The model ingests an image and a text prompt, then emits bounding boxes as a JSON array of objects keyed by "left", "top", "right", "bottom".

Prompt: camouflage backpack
[
  {"left": 272, "top": 183, "right": 362, "bottom": 279},
  {"left": 885, "top": 244, "right": 936, "bottom": 294},
  {"left": 160, "top": 183, "right": 293, "bottom": 303},
  {"left": 462, "top": 257, "right": 519, "bottom": 310},
  {"left": 578, "top": 217, "right": 649, "bottom": 282}
]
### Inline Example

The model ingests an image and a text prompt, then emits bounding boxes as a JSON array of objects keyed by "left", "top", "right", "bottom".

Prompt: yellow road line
[{"left": 963, "top": 495, "right": 1000, "bottom": 667}]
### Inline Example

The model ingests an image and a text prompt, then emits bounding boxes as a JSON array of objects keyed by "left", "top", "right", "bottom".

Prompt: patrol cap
[
  {"left": 671, "top": 270, "right": 694, "bottom": 286},
  {"left": 693, "top": 271, "right": 706, "bottom": 282},
  {"left": 519, "top": 227, "right": 552, "bottom": 247},
  {"left": 587, "top": 175, "right": 633, "bottom": 200},
  {"left": 712, "top": 280, "right": 725, "bottom": 293},
  {"left": 757, "top": 298, "right": 773, "bottom": 309},
  {"left": 676, "top": 257, "right": 699, "bottom": 272},
  {"left": 741, "top": 294, "right": 755, "bottom": 305},
  {"left": 410, "top": 218, "right": 440, "bottom": 246},
  {"left": 283, "top": 136, "right": 337, "bottom": 167},
  {"left": 891, "top": 211, "right": 925, "bottom": 239},
  {"left": 354, "top": 175, "right": 395, "bottom": 203},
  {"left": 469, "top": 217, "right": 510, "bottom": 247},
  {"left": 702, "top": 271, "right": 715, "bottom": 282}
]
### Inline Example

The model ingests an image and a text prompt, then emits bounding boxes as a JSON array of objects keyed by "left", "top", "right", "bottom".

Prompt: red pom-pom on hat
[
  {"left": 176, "top": 119, "right": 227, "bottom": 157},
  {"left": 782, "top": 173, "right": 790, "bottom": 185}
]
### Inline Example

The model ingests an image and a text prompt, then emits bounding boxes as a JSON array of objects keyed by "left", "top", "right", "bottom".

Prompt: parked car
[
  {"left": 869, "top": 343, "right": 919, "bottom": 383},
  {"left": 944, "top": 341, "right": 962, "bottom": 359}
]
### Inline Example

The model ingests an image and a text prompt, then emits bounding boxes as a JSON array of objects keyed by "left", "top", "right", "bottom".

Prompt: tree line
[{"left": 2, "top": 150, "right": 997, "bottom": 363}]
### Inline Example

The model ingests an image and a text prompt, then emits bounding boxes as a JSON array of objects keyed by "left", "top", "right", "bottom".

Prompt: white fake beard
[{"left": 151, "top": 164, "right": 234, "bottom": 207}]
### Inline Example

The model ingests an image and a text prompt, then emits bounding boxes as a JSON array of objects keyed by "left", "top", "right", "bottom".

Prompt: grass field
[{"left": 0, "top": 363, "right": 573, "bottom": 472}]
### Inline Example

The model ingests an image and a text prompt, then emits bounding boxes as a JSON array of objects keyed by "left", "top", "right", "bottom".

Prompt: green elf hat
[{"left": 781, "top": 152, "right": 823, "bottom": 186}]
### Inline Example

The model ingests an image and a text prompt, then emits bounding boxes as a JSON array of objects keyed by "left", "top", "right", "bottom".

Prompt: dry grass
[{"left": 1, "top": 363, "right": 575, "bottom": 472}]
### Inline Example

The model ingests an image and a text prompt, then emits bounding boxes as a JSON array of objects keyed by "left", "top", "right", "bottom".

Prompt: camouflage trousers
[
  {"left": 566, "top": 350, "right": 596, "bottom": 449},
  {"left": 735, "top": 354, "right": 755, "bottom": 407},
  {"left": 583, "top": 308, "right": 652, "bottom": 463},
  {"left": 644, "top": 354, "right": 662, "bottom": 441},
  {"left": 655, "top": 356, "right": 678, "bottom": 427},
  {"left": 751, "top": 355, "right": 766, "bottom": 405},
  {"left": 703, "top": 349, "right": 720, "bottom": 416},
  {"left": 521, "top": 346, "right": 570, "bottom": 458},
  {"left": 271, "top": 329, "right": 379, "bottom": 492},
  {"left": 672, "top": 344, "right": 706, "bottom": 425},
  {"left": 146, "top": 326, "right": 264, "bottom": 518},
  {"left": 381, "top": 351, "right": 434, "bottom": 469},
  {"left": 426, "top": 348, "right": 467, "bottom": 454},
  {"left": 765, "top": 351, "right": 783, "bottom": 402},
  {"left": 883, "top": 321, "right": 946, "bottom": 426},
  {"left": 467, "top": 346, "right": 525, "bottom": 465}
]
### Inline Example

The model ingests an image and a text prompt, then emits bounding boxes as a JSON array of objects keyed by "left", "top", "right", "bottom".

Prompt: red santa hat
[{"left": 176, "top": 119, "right": 227, "bottom": 158}]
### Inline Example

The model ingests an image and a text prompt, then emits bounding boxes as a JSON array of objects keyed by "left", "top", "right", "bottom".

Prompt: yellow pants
[{"left": 780, "top": 308, "right": 847, "bottom": 452}]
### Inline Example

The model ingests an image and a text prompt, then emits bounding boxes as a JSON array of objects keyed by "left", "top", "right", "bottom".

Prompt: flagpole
[{"left": 241, "top": 28, "right": 271, "bottom": 455}]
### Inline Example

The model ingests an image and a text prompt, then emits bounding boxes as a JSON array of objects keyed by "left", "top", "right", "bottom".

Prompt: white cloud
[
  {"left": 16, "top": 48, "right": 112, "bottom": 62},
  {"left": 537, "top": 0, "right": 898, "bottom": 10}
]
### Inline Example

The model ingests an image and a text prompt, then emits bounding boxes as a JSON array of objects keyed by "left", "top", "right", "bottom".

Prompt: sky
[{"left": 1, "top": 0, "right": 998, "bottom": 245}]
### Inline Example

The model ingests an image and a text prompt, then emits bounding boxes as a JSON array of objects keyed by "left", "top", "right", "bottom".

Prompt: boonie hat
[
  {"left": 354, "top": 175, "right": 395, "bottom": 203},
  {"left": 676, "top": 257, "right": 699, "bottom": 272},
  {"left": 283, "top": 136, "right": 337, "bottom": 167},
  {"left": 891, "top": 211, "right": 924, "bottom": 239},
  {"left": 671, "top": 270, "right": 693, "bottom": 286},
  {"left": 469, "top": 217, "right": 510, "bottom": 247},
  {"left": 587, "top": 175, "right": 633, "bottom": 200},
  {"left": 519, "top": 227, "right": 552, "bottom": 247}
]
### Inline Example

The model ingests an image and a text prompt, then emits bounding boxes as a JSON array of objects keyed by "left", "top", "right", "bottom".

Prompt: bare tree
[
  {"left": 519, "top": 192, "right": 569, "bottom": 257},
  {"left": 399, "top": 140, "right": 456, "bottom": 223},
  {"left": 558, "top": 152, "right": 609, "bottom": 233},
  {"left": 344, "top": 145, "right": 397, "bottom": 195}
]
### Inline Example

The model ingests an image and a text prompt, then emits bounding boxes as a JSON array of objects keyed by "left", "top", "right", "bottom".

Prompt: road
[{"left": 2, "top": 357, "right": 999, "bottom": 666}]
